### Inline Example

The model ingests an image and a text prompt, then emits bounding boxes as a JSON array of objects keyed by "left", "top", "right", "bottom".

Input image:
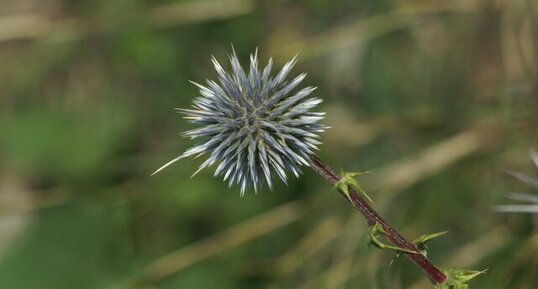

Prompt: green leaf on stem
[
  {"left": 369, "top": 223, "right": 420, "bottom": 254},
  {"left": 413, "top": 231, "right": 449, "bottom": 256},
  {"left": 435, "top": 269, "right": 487, "bottom": 289},
  {"left": 333, "top": 170, "right": 373, "bottom": 203}
]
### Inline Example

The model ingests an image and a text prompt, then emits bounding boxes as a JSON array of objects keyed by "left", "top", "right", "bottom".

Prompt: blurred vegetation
[{"left": 0, "top": 0, "right": 536, "bottom": 288}]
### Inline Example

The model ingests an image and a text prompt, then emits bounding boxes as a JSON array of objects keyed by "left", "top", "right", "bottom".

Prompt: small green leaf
[
  {"left": 435, "top": 269, "right": 487, "bottom": 289},
  {"left": 413, "top": 231, "right": 449, "bottom": 245},
  {"left": 413, "top": 231, "right": 449, "bottom": 256},
  {"left": 334, "top": 170, "right": 373, "bottom": 202},
  {"left": 369, "top": 223, "right": 419, "bottom": 254}
]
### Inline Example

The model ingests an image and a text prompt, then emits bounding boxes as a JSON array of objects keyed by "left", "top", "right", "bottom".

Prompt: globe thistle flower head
[{"left": 153, "top": 49, "right": 326, "bottom": 195}]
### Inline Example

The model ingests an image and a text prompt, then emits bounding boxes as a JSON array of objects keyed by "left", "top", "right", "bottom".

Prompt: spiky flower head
[{"left": 153, "top": 49, "right": 326, "bottom": 195}]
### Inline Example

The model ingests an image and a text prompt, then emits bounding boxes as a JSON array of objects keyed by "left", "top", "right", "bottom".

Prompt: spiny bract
[{"left": 153, "top": 49, "right": 326, "bottom": 195}]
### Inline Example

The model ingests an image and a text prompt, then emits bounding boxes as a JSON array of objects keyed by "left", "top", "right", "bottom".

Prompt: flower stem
[{"left": 309, "top": 156, "right": 447, "bottom": 284}]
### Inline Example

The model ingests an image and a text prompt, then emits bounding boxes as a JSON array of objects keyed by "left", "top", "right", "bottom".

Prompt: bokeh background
[{"left": 0, "top": 0, "right": 537, "bottom": 288}]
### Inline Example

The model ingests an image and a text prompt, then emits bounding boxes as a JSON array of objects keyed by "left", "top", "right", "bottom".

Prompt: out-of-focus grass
[{"left": 0, "top": 0, "right": 536, "bottom": 289}]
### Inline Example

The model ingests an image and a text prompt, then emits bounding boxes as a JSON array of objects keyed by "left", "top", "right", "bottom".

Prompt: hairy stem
[{"left": 309, "top": 156, "right": 447, "bottom": 284}]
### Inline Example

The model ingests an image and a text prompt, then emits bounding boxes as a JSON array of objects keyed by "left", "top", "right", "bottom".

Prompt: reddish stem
[{"left": 309, "top": 156, "right": 447, "bottom": 284}]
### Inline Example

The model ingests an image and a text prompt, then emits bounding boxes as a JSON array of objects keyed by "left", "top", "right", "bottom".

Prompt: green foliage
[
  {"left": 436, "top": 269, "right": 487, "bottom": 289},
  {"left": 368, "top": 223, "right": 419, "bottom": 254},
  {"left": 334, "top": 171, "right": 372, "bottom": 202},
  {"left": 413, "top": 231, "right": 449, "bottom": 257}
]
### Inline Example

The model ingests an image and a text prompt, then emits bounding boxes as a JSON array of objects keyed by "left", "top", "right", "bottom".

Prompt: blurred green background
[{"left": 0, "top": 0, "right": 536, "bottom": 288}]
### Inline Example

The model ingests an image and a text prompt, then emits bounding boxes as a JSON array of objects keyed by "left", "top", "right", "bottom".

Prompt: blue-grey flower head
[{"left": 153, "top": 49, "right": 326, "bottom": 195}]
